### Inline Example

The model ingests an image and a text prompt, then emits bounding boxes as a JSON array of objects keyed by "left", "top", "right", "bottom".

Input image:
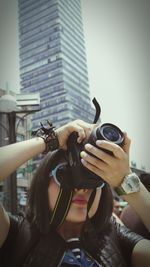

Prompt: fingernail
[
  {"left": 77, "top": 137, "right": 82, "bottom": 143},
  {"left": 81, "top": 158, "right": 87, "bottom": 165},
  {"left": 80, "top": 151, "right": 86, "bottom": 158},
  {"left": 85, "top": 143, "right": 92, "bottom": 149},
  {"left": 96, "top": 140, "right": 103, "bottom": 146}
]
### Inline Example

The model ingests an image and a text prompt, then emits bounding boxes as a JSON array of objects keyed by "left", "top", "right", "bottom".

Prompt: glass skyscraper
[{"left": 18, "top": 0, "right": 94, "bottom": 129}]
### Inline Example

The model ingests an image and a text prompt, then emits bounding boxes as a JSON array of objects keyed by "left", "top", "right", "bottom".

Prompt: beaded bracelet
[{"left": 32, "top": 120, "right": 59, "bottom": 153}]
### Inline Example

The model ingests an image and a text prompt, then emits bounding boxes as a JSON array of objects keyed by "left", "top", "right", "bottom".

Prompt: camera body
[{"left": 67, "top": 123, "right": 124, "bottom": 189}]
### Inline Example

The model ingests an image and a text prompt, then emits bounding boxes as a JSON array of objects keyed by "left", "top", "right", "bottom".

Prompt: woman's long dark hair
[
  {"left": 26, "top": 149, "right": 113, "bottom": 238},
  {"left": 26, "top": 149, "right": 66, "bottom": 232}
]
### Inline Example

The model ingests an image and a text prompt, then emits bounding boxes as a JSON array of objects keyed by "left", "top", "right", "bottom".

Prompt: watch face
[
  {"left": 122, "top": 174, "right": 140, "bottom": 193},
  {"left": 131, "top": 176, "right": 140, "bottom": 187},
  {"left": 114, "top": 173, "right": 140, "bottom": 196}
]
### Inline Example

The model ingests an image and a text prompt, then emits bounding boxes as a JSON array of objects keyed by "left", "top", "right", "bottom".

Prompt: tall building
[{"left": 18, "top": 0, "right": 95, "bottom": 130}]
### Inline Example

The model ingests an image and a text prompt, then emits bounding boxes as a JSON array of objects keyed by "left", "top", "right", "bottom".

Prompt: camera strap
[
  {"left": 87, "top": 189, "right": 96, "bottom": 213},
  {"left": 49, "top": 188, "right": 96, "bottom": 229},
  {"left": 92, "top": 98, "right": 101, "bottom": 124},
  {"left": 49, "top": 187, "right": 73, "bottom": 229}
]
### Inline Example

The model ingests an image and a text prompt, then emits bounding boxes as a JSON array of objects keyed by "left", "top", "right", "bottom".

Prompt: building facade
[
  {"left": 0, "top": 89, "right": 33, "bottom": 211},
  {"left": 18, "top": 0, "right": 95, "bottom": 131}
]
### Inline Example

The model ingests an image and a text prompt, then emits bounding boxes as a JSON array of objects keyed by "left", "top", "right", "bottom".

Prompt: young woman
[{"left": 0, "top": 119, "right": 150, "bottom": 267}]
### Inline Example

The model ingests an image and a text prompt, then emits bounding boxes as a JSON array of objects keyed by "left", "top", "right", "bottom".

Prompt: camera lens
[
  {"left": 102, "top": 126, "right": 120, "bottom": 142},
  {"left": 96, "top": 123, "right": 124, "bottom": 145}
]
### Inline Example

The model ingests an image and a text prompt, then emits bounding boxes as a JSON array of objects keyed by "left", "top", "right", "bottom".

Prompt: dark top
[
  {"left": 0, "top": 214, "right": 144, "bottom": 267},
  {"left": 120, "top": 205, "right": 150, "bottom": 240}
]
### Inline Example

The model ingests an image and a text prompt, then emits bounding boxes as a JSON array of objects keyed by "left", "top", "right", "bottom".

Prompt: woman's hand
[
  {"left": 0, "top": 119, "right": 96, "bottom": 180},
  {"left": 56, "top": 119, "right": 95, "bottom": 150},
  {"left": 80, "top": 132, "right": 131, "bottom": 187}
]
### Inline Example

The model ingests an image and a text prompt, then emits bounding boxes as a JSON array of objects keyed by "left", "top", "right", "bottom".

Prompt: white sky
[
  {"left": 0, "top": 0, "right": 150, "bottom": 171},
  {"left": 81, "top": 0, "right": 150, "bottom": 171}
]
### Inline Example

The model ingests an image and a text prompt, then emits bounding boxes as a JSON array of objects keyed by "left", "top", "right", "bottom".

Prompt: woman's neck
[{"left": 58, "top": 221, "right": 83, "bottom": 240}]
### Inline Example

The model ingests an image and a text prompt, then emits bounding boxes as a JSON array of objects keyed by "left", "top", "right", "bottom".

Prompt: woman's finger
[
  {"left": 66, "top": 120, "right": 94, "bottom": 143},
  {"left": 81, "top": 158, "right": 105, "bottom": 179},
  {"left": 75, "top": 120, "right": 95, "bottom": 142},
  {"left": 84, "top": 143, "right": 115, "bottom": 165},
  {"left": 122, "top": 132, "right": 131, "bottom": 154},
  {"left": 95, "top": 140, "right": 125, "bottom": 159},
  {"left": 80, "top": 150, "right": 108, "bottom": 171}
]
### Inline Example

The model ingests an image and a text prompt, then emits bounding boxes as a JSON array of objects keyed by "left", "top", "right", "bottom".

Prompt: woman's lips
[{"left": 72, "top": 197, "right": 88, "bottom": 205}]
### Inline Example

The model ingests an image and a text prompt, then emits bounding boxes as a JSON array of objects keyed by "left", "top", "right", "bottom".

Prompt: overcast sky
[
  {"left": 82, "top": 0, "right": 150, "bottom": 172},
  {"left": 0, "top": 0, "right": 150, "bottom": 171}
]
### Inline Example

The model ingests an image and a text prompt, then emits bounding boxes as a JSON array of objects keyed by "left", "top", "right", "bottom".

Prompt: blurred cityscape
[{"left": 0, "top": 0, "right": 95, "bottom": 213}]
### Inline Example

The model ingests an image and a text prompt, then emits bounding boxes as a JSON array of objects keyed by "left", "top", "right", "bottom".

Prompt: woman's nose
[{"left": 74, "top": 188, "right": 88, "bottom": 193}]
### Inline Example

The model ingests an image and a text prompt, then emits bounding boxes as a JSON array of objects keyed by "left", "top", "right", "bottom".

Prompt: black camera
[
  {"left": 67, "top": 123, "right": 124, "bottom": 189},
  {"left": 87, "top": 123, "right": 124, "bottom": 155}
]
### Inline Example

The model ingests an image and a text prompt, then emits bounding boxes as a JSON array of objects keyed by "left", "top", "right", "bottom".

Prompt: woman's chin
[{"left": 66, "top": 207, "right": 87, "bottom": 223}]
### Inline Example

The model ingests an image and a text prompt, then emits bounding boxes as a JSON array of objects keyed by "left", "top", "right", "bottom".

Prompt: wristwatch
[{"left": 115, "top": 172, "right": 140, "bottom": 196}]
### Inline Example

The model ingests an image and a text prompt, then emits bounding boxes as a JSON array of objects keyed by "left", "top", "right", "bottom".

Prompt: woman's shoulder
[
  {"left": 110, "top": 215, "right": 144, "bottom": 251},
  {"left": 0, "top": 212, "right": 38, "bottom": 267}
]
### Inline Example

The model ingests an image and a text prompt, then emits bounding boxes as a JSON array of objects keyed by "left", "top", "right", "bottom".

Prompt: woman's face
[{"left": 48, "top": 176, "right": 102, "bottom": 223}]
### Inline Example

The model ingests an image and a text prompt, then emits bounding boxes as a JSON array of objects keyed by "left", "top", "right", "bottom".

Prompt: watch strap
[
  {"left": 115, "top": 186, "right": 127, "bottom": 196},
  {"left": 114, "top": 172, "right": 140, "bottom": 196}
]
